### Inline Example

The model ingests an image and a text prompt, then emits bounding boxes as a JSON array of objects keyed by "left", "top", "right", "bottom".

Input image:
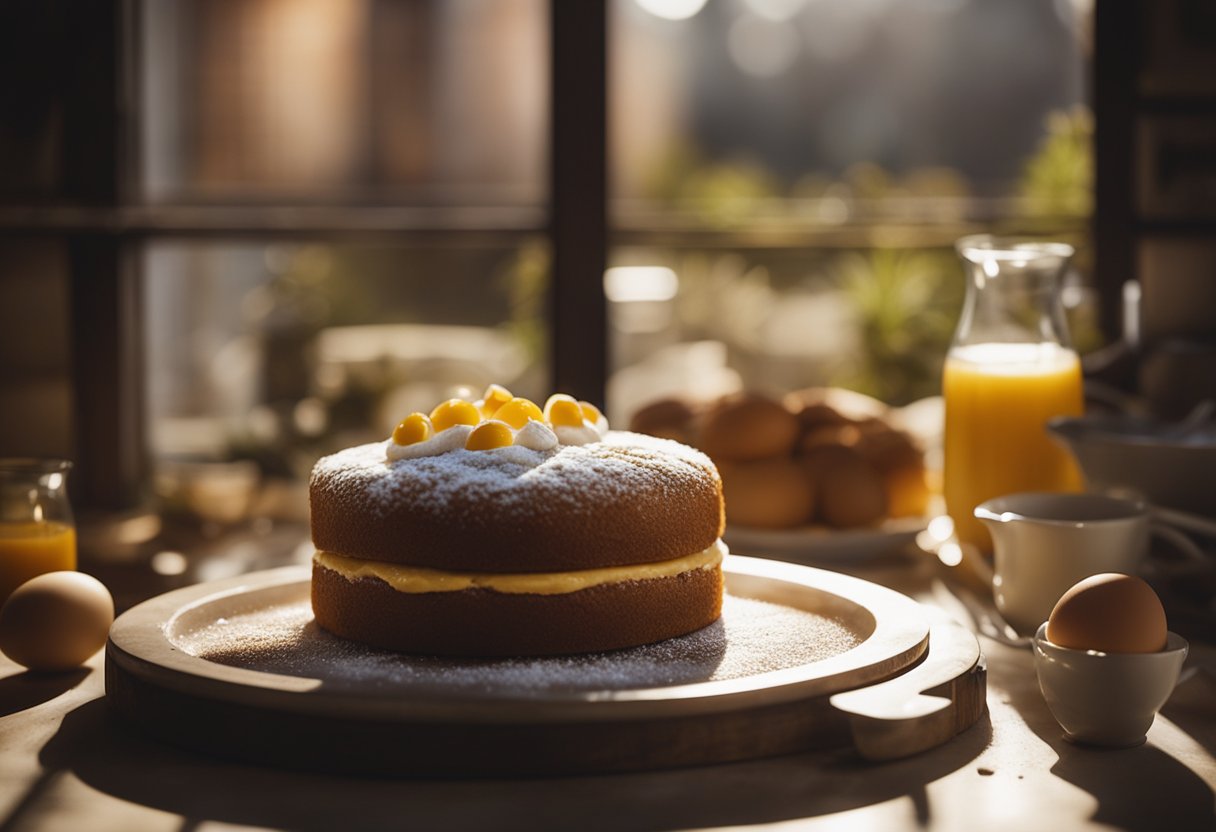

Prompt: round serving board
[{"left": 105, "top": 555, "right": 985, "bottom": 775}]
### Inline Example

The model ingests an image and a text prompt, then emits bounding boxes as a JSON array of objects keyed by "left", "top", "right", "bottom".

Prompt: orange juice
[
  {"left": 0, "top": 521, "right": 77, "bottom": 604},
  {"left": 943, "top": 342, "right": 1084, "bottom": 552}
]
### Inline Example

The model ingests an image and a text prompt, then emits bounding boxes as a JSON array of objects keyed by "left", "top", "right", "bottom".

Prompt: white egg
[{"left": 0, "top": 571, "right": 114, "bottom": 671}]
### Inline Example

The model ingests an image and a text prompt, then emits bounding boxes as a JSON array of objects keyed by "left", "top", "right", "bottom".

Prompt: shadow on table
[
  {"left": 37, "top": 699, "right": 992, "bottom": 832},
  {"left": 0, "top": 668, "right": 89, "bottom": 719},
  {"left": 1160, "top": 668, "right": 1216, "bottom": 761},
  {"left": 1019, "top": 673, "right": 1215, "bottom": 832}
]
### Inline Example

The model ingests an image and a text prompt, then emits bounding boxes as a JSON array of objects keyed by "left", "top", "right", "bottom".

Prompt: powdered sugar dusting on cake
[
  {"left": 312, "top": 430, "right": 719, "bottom": 520},
  {"left": 175, "top": 594, "right": 860, "bottom": 695}
]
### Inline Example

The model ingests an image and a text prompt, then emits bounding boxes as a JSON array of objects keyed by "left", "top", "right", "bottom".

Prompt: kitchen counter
[{"left": 1, "top": 550, "right": 1213, "bottom": 832}]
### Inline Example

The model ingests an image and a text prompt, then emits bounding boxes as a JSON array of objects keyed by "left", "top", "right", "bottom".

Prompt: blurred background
[{"left": 0, "top": 0, "right": 1213, "bottom": 565}]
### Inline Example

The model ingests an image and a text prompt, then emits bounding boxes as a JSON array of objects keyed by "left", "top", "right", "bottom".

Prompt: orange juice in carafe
[
  {"left": 943, "top": 343, "right": 1084, "bottom": 550},
  {"left": 943, "top": 236, "right": 1082, "bottom": 554}
]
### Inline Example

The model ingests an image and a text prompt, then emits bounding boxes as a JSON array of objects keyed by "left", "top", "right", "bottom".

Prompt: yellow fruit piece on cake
[
  {"left": 466, "top": 420, "right": 514, "bottom": 450},
  {"left": 579, "top": 401, "right": 603, "bottom": 425},
  {"left": 392, "top": 413, "right": 433, "bottom": 446},
  {"left": 430, "top": 399, "right": 480, "bottom": 432},
  {"left": 545, "top": 397, "right": 585, "bottom": 428},
  {"left": 478, "top": 384, "right": 513, "bottom": 418},
  {"left": 493, "top": 397, "right": 543, "bottom": 429}
]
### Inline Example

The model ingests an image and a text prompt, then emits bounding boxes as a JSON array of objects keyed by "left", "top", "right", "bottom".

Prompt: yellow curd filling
[{"left": 314, "top": 540, "right": 725, "bottom": 595}]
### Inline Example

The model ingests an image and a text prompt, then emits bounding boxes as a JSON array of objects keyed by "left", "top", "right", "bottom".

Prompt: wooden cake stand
[{"left": 106, "top": 556, "right": 986, "bottom": 776}]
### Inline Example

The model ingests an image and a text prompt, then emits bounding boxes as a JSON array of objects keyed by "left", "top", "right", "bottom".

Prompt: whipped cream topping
[
  {"left": 514, "top": 420, "right": 558, "bottom": 451},
  {"left": 553, "top": 424, "right": 601, "bottom": 446},
  {"left": 387, "top": 424, "right": 473, "bottom": 461},
  {"left": 386, "top": 399, "right": 608, "bottom": 462}
]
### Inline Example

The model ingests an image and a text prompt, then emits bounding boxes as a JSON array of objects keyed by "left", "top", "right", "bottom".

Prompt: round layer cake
[{"left": 310, "top": 391, "right": 725, "bottom": 657}]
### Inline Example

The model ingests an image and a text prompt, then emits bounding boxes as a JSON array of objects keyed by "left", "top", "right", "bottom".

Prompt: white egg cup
[{"left": 1033, "top": 622, "right": 1189, "bottom": 748}]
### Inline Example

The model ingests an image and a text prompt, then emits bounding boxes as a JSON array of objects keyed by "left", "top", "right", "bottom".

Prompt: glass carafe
[
  {"left": 943, "top": 236, "right": 1084, "bottom": 553},
  {"left": 0, "top": 459, "right": 76, "bottom": 604}
]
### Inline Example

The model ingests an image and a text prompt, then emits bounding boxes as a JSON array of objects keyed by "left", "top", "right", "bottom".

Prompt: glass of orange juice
[
  {"left": 943, "top": 237, "right": 1084, "bottom": 555},
  {"left": 0, "top": 459, "right": 77, "bottom": 605}
]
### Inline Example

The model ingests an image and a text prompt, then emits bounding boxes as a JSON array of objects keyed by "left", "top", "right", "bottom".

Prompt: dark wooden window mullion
[
  {"left": 64, "top": 0, "right": 146, "bottom": 512},
  {"left": 1092, "top": 0, "right": 1139, "bottom": 344},
  {"left": 549, "top": 0, "right": 608, "bottom": 408},
  {"left": 68, "top": 237, "right": 144, "bottom": 510}
]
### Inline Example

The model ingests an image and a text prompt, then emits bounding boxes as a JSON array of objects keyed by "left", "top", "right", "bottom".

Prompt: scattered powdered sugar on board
[{"left": 173, "top": 595, "right": 861, "bottom": 697}]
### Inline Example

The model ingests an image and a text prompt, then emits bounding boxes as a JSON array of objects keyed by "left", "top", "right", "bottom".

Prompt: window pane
[
  {"left": 144, "top": 239, "right": 549, "bottom": 517},
  {"left": 611, "top": 0, "right": 1087, "bottom": 214},
  {"left": 141, "top": 0, "right": 547, "bottom": 206},
  {"left": 607, "top": 0, "right": 1094, "bottom": 415},
  {"left": 604, "top": 243, "right": 976, "bottom": 423}
]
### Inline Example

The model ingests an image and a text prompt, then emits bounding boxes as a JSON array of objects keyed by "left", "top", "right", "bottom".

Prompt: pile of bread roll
[{"left": 630, "top": 389, "right": 930, "bottom": 530}]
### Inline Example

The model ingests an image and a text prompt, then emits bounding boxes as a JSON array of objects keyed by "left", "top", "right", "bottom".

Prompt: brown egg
[
  {"left": 719, "top": 458, "right": 815, "bottom": 529},
  {"left": 0, "top": 571, "right": 115, "bottom": 671},
  {"left": 1046, "top": 573, "right": 1167, "bottom": 654}
]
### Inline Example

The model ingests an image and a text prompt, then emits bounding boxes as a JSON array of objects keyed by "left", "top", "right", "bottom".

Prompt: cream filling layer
[{"left": 314, "top": 540, "right": 725, "bottom": 595}]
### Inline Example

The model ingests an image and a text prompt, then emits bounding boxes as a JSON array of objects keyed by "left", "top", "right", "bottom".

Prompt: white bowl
[
  {"left": 1048, "top": 414, "right": 1216, "bottom": 516},
  {"left": 1033, "top": 622, "right": 1188, "bottom": 748}
]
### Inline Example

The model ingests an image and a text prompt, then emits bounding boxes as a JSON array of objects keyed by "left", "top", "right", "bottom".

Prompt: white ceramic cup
[
  {"left": 972, "top": 492, "right": 1203, "bottom": 635},
  {"left": 1034, "top": 622, "right": 1189, "bottom": 747}
]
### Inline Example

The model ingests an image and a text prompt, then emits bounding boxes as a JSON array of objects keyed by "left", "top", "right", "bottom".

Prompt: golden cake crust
[
  {"left": 309, "top": 431, "right": 724, "bottom": 572},
  {"left": 311, "top": 560, "right": 725, "bottom": 657}
]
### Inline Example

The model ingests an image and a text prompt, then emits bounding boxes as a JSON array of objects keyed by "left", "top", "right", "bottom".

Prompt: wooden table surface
[{"left": 1, "top": 551, "right": 1214, "bottom": 832}]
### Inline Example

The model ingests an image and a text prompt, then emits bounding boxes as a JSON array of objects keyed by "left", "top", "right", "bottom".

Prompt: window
[{"left": 0, "top": 0, "right": 1097, "bottom": 522}]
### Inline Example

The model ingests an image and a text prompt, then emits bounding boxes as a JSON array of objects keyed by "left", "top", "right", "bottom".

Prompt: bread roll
[
  {"left": 629, "top": 397, "right": 698, "bottom": 444},
  {"left": 845, "top": 424, "right": 929, "bottom": 518},
  {"left": 784, "top": 387, "right": 889, "bottom": 423},
  {"left": 718, "top": 458, "right": 815, "bottom": 529},
  {"left": 699, "top": 393, "right": 799, "bottom": 461},
  {"left": 883, "top": 463, "right": 931, "bottom": 519},
  {"left": 800, "top": 444, "right": 887, "bottom": 529}
]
